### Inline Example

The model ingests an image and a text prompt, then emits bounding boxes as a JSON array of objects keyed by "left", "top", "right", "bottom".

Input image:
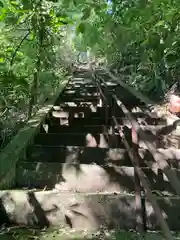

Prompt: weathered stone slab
[
  {"left": 50, "top": 110, "right": 156, "bottom": 120},
  {"left": 44, "top": 123, "right": 179, "bottom": 136},
  {"left": 0, "top": 191, "right": 136, "bottom": 230},
  {"left": 1, "top": 190, "right": 180, "bottom": 231},
  {"left": 25, "top": 146, "right": 180, "bottom": 167},
  {"left": 61, "top": 92, "right": 99, "bottom": 97},
  {"left": 33, "top": 133, "right": 122, "bottom": 148},
  {"left": 56, "top": 101, "right": 97, "bottom": 107},
  {"left": 48, "top": 116, "right": 166, "bottom": 127},
  {"left": 58, "top": 96, "right": 99, "bottom": 102},
  {"left": 26, "top": 146, "right": 129, "bottom": 164},
  {"left": 45, "top": 125, "right": 108, "bottom": 134},
  {"left": 16, "top": 162, "right": 180, "bottom": 195}
]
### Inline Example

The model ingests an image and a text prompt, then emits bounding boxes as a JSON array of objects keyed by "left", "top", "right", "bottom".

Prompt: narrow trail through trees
[{"left": 1, "top": 67, "right": 180, "bottom": 238}]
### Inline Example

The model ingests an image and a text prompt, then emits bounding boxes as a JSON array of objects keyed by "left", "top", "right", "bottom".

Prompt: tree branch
[{"left": 10, "top": 31, "right": 30, "bottom": 66}]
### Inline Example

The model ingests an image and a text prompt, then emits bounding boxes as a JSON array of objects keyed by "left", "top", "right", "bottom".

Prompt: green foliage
[
  {"left": 69, "top": 0, "right": 180, "bottom": 99},
  {"left": 1, "top": 1, "right": 180, "bottom": 237},
  {"left": 0, "top": 0, "right": 77, "bottom": 148},
  {"left": 0, "top": 227, "right": 176, "bottom": 240},
  {"left": 1, "top": 0, "right": 180, "bottom": 147}
]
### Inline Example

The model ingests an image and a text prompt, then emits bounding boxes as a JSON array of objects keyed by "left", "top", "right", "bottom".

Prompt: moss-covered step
[{"left": 0, "top": 79, "right": 69, "bottom": 189}]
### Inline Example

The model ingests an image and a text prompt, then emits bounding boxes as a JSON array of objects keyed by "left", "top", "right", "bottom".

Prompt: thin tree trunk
[{"left": 28, "top": 1, "right": 44, "bottom": 120}]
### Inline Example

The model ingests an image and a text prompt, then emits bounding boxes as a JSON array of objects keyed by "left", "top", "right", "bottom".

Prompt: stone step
[
  {"left": 47, "top": 116, "right": 166, "bottom": 127},
  {"left": 51, "top": 105, "right": 154, "bottom": 115},
  {"left": 34, "top": 131, "right": 170, "bottom": 149},
  {"left": 16, "top": 162, "right": 179, "bottom": 195},
  {"left": 33, "top": 133, "right": 122, "bottom": 148},
  {"left": 68, "top": 78, "right": 94, "bottom": 83},
  {"left": 53, "top": 101, "right": 145, "bottom": 110},
  {"left": 52, "top": 106, "right": 96, "bottom": 111},
  {"left": 67, "top": 80, "right": 90, "bottom": 85},
  {"left": 56, "top": 96, "right": 100, "bottom": 103},
  {"left": 41, "top": 124, "right": 109, "bottom": 134},
  {"left": 1, "top": 190, "right": 180, "bottom": 230},
  {"left": 55, "top": 98, "right": 101, "bottom": 105},
  {"left": 63, "top": 87, "right": 113, "bottom": 95},
  {"left": 63, "top": 79, "right": 145, "bottom": 107},
  {"left": 66, "top": 84, "right": 95, "bottom": 89},
  {"left": 25, "top": 145, "right": 129, "bottom": 164},
  {"left": 56, "top": 83, "right": 146, "bottom": 107},
  {"left": 43, "top": 123, "right": 176, "bottom": 133},
  {"left": 65, "top": 83, "right": 95, "bottom": 89},
  {"left": 50, "top": 110, "right": 152, "bottom": 119},
  {"left": 41, "top": 124, "right": 167, "bottom": 134},
  {"left": 25, "top": 146, "right": 180, "bottom": 167},
  {"left": 57, "top": 101, "right": 99, "bottom": 107},
  {"left": 61, "top": 92, "right": 99, "bottom": 97},
  {"left": 65, "top": 85, "right": 115, "bottom": 92},
  {"left": 38, "top": 127, "right": 178, "bottom": 148}
]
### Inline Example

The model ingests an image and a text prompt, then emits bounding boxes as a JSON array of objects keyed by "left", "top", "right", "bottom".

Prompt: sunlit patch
[
  {"left": 52, "top": 111, "right": 69, "bottom": 118},
  {"left": 53, "top": 106, "right": 62, "bottom": 111},
  {"left": 73, "top": 78, "right": 84, "bottom": 81},
  {"left": 42, "top": 124, "right": 48, "bottom": 133},
  {"left": 63, "top": 102, "right": 77, "bottom": 107},
  {"left": 97, "top": 98, "right": 103, "bottom": 107},
  {"left": 64, "top": 90, "right": 76, "bottom": 94}
]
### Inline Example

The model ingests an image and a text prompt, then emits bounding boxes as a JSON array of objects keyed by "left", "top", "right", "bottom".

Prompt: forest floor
[{"left": 1, "top": 227, "right": 180, "bottom": 240}]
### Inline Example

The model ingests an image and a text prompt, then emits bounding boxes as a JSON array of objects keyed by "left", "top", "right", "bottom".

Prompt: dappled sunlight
[
  {"left": 1, "top": 0, "right": 180, "bottom": 239},
  {"left": 1, "top": 189, "right": 180, "bottom": 234}
]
